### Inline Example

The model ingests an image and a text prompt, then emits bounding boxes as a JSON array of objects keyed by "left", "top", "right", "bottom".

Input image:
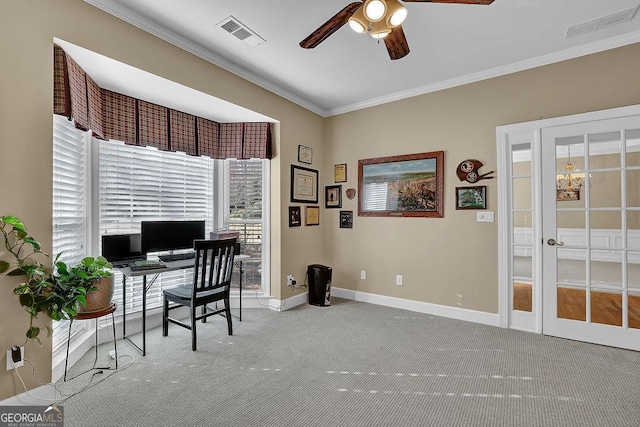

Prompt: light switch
[{"left": 476, "top": 211, "right": 494, "bottom": 222}]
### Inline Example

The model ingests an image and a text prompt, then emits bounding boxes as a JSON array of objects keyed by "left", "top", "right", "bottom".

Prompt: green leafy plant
[{"left": 1, "top": 215, "right": 112, "bottom": 347}]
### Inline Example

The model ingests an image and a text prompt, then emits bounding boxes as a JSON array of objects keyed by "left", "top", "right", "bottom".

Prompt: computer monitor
[
  {"left": 101, "top": 234, "right": 143, "bottom": 263},
  {"left": 141, "top": 220, "right": 205, "bottom": 254}
]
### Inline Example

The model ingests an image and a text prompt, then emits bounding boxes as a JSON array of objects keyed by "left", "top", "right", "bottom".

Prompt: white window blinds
[
  {"left": 52, "top": 115, "right": 88, "bottom": 350},
  {"left": 98, "top": 140, "right": 214, "bottom": 315}
]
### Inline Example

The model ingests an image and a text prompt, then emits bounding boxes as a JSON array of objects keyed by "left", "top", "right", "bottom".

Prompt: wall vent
[
  {"left": 566, "top": 6, "right": 639, "bottom": 39},
  {"left": 217, "top": 16, "right": 266, "bottom": 47}
]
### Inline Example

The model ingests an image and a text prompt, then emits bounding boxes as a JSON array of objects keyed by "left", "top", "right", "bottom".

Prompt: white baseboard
[
  {"left": 0, "top": 383, "right": 56, "bottom": 406},
  {"left": 332, "top": 287, "right": 500, "bottom": 327},
  {"left": 269, "top": 291, "right": 308, "bottom": 312}
]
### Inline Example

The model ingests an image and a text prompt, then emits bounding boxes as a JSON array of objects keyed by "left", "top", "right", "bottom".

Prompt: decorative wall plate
[{"left": 346, "top": 188, "right": 356, "bottom": 200}]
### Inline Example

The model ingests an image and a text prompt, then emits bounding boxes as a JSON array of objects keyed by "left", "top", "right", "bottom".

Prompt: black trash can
[{"left": 307, "top": 264, "right": 332, "bottom": 307}]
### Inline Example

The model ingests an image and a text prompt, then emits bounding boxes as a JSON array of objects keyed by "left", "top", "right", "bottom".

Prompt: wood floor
[{"left": 513, "top": 283, "right": 640, "bottom": 328}]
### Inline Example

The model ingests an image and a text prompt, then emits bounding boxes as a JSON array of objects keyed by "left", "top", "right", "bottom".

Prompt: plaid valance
[{"left": 53, "top": 45, "right": 273, "bottom": 159}]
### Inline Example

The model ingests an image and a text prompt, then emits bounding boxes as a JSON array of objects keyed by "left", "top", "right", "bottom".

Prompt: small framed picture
[
  {"left": 298, "top": 145, "right": 313, "bottom": 164},
  {"left": 289, "top": 206, "right": 301, "bottom": 227},
  {"left": 334, "top": 163, "right": 347, "bottom": 183},
  {"left": 306, "top": 206, "right": 320, "bottom": 226},
  {"left": 340, "top": 211, "right": 353, "bottom": 229},
  {"left": 325, "top": 185, "right": 342, "bottom": 209},
  {"left": 456, "top": 186, "right": 487, "bottom": 210}
]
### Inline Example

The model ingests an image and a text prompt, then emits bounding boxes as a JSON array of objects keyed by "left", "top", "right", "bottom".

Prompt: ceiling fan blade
[
  {"left": 401, "top": 0, "right": 494, "bottom": 4},
  {"left": 300, "top": 2, "right": 362, "bottom": 49},
  {"left": 384, "top": 25, "right": 410, "bottom": 60}
]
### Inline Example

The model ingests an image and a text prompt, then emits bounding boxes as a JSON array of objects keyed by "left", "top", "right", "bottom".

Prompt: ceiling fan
[{"left": 300, "top": 0, "right": 495, "bottom": 60}]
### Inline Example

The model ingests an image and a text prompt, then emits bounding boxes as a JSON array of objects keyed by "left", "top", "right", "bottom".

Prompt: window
[
  {"left": 224, "top": 159, "right": 267, "bottom": 292},
  {"left": 52, "top": 122, "right": 270, "bottom": 350},
  {"left": 52, "top": 116, "right": 89, "bottom": 351},
  {"left": 98, "top": 140, "right": 215, "bottom": 316}
]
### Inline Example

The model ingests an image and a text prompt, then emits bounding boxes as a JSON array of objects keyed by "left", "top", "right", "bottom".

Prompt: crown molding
[
  {"left": 84, "top": 1, "right": 640, "bottom": 119},
  {"left": 84, "top": 0, "right": 329, "bottom": 117},
  {"left": 326, "top": 30, "right": 640, "bottom": 117}
]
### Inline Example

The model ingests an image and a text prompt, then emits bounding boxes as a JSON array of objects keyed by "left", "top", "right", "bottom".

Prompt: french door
[
  {"left": 499, "top": 105, "right": 640, "bottom": 351},
  {"left": 541, "top": 116, "right": 640, "bottom": 350}
]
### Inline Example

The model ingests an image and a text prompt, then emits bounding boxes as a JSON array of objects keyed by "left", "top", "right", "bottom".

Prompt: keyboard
[
  {"left": 130, "top": 263, "right": 166, "bottom": 271},
  {"left": 158, "top": 252, "right": 196, "bottom": 262}
]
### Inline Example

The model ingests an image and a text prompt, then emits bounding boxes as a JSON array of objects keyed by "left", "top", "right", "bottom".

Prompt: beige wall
[
  {"left": 0, "top": 0, "right": 322, "bottom": 400},
  {"left": 324, "top": 42, "right": 640, "bottom": 313}
]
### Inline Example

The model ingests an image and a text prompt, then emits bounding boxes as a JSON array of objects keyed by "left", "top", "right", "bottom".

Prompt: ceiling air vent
[
  {"left": 566, "top": 5, "right": 639, "bottom": 38},
  {"left": 217, "top": 16, "right": 266, "bottom": 47}
]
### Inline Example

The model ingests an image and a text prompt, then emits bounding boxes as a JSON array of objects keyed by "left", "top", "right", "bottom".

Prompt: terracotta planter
[{"left": 79, "top": 275, "right": 114, "bottom": 313}]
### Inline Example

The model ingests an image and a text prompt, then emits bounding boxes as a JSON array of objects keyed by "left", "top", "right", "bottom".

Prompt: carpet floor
[{"left": 56, "top": 298, "right": 640, "bottom": 426}]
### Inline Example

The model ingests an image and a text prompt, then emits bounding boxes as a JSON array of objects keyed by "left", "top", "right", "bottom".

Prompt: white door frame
[{"left": 496, "top": 104, "right": 640, "bottom": 332}]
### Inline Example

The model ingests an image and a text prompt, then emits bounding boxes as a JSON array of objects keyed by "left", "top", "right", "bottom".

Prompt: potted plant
[{"left": 1, "top": 215, "right": 113, "bottom": 346}]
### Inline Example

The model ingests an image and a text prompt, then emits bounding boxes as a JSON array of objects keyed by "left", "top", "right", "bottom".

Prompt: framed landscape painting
[
  {"left": 358, "top": 151, "right": 444, "bottom": 218},
  {"left": 455, "top": 186, "right": 487, "bottom": 210}
]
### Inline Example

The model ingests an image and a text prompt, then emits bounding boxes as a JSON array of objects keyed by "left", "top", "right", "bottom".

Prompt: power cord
[
  {"left": 253, "top": 284, "right": 296, "bottom": 312},
  {"left": 54, "top": 353, "right": 136, "bottom": 404},
  {"left": 13, "top": 360, "right": 57, "bottom": 402},
  {"left": 15, "top": 333, "right": 137, "bottom": 405}
]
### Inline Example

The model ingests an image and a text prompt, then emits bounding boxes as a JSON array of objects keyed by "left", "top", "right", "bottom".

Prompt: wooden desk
[{"left": 118, "top": 254, "right": 250, "bottom": 356}]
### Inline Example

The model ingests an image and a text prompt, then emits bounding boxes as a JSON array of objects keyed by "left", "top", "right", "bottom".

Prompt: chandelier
[
  {"left": 348, "top": 0, "right": 408, "bottom": 39},
  {"left": 556, "top": 146, "right": 586, "bottom": 191}
]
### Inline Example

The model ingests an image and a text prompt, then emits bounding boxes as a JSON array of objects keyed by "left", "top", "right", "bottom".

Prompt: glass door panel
[
  {"left": 511, "top": 143, "right": 534, "bottom": 315},
  {"left": 590, "top": 250, "right": 622, "bottom": 287},
  {"left": 629, "top": 291, "right": 640, "bottom": 329},
  {"left": 589, "top": 131, "right": 621, "bottom": 168},
  {"left": 557, "top": 286, "right": 586, "bottom": 321},
  {"left": 543, "top": 116, "right": 640, "bottom": 350},
  {"left": 591, "top": 289, "right": 623, "bottom": 327},
  {"left": 590, "top": 210, "right": 622, "bottom": 249},
  {"left": 513, "top": 246, "right": 532, "bottom": 312},
  {"left": 625, "top": 169, "right": 640, "bottom": 207},
  {"left": 624, "top": 129, "right": 640, "bottom": 167},
  {"left": 557, "top": 248, "right": 586, "bottom": 285},
  {"left": 589, "top": 171, "right": 622, "bottom": 208}
]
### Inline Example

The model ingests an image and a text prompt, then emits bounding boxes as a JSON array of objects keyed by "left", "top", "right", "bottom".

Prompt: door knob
[{"left": 547, "top": 238, "right": 565, "bottom": 246}]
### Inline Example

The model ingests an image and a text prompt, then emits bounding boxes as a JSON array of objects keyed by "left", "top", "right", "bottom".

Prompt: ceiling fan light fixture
[
  {"left": 348, "top": 6, "right": 368, "bottom": 34},
  {"left": 386, "top": 0, "right": 407, "bottom": 28},
  {"left": 370, "top": 20, "right": 392, "bottom": 39},
  {"left": 363, "top": 0, "right": 387, "bottom": 22}
]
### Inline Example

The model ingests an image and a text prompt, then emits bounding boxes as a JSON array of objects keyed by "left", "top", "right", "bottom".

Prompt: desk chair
[{"left": 162, "top": 238, "right": 236, "bottom": 351}]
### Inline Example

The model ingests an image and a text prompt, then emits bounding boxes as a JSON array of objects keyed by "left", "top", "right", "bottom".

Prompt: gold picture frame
[
  {"left": 305, "top": 206, "right": 320, "bottom": 226},
  {"left": 334, "top": 163, "right": 347, "bottom": 183}
]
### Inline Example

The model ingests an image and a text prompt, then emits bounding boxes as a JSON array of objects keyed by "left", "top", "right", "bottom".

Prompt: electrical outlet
[
  {"left": 287, "top": 275, "right": 295, "bottom": 286},
  {"left": 396, "top": 275, "right": 403, "bottom": 286},
  {"left": 360, "top": 270, "right": 366, "bottom": 280},
  {"left": 6, "top": 346, "right": 24, "bottom": 370}
]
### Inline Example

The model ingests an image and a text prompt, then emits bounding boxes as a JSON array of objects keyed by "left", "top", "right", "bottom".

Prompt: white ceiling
[{"left": 84, "top": 0, "right": 640, "bottom": 118}]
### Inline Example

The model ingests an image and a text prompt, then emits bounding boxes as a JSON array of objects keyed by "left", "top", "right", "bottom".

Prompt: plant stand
[{"left": 63, "top": 303, "right": 118, "bottom": 381}]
